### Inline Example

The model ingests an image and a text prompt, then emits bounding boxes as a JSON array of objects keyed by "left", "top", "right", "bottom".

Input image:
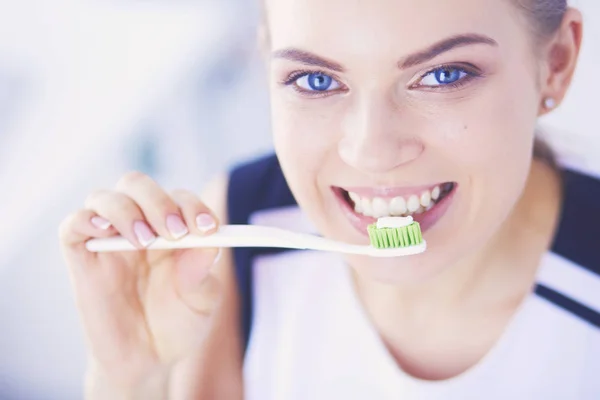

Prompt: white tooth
[
  {"left": 407, "top": 195, "right": 420, "bottom": 213},
  {"left": 389, "top": 196, "right": 407, "bottom": 216},
  {"left": 426, "top": 203, "right": 434, "bottom": 211},
  {"left": 361, "top": 198, "right": 373, "bottom": 216},
  {"left": 372, "top": 197, "right": 389, "bottom": 218},
  {"left": 349, "top": 192, "right": 360, "bottom": 204},
  {"left": 415, "top": 206, "right": 425, "bottom": 214},
  {"left": 354, "top": 200, "right": 363, "bottom": 213},
  {"left": 420, "top": 191, "right": 432, "bottom": 208},
  {"left": 431, "top": 186, "right": 441, "bottom": 201}
]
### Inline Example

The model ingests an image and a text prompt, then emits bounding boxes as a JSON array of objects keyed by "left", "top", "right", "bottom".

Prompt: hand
[{"left": 59, "top": 172, "right": 223, "bottom": 398}]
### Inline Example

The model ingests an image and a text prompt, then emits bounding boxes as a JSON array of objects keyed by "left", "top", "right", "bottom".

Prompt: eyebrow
[
  {"left": 272, "top": 33, "right": 497, "bottom": 73},
  {"left": 398, "top": 34, "right": 498, "bottom": 69},
  {"left": 272, "top": 48, "right": 345, "bottom": 72}
]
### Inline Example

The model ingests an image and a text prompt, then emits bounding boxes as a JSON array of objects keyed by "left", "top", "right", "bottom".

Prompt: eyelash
[
  {"left": 280, "top": 63, "right": 483, "bottom": 97},
  {"left": 411, "top": 63, "right": 482, "bottom": 91},
  {"left": 281, "top": 69, "right": 347, "bottom": 98}
]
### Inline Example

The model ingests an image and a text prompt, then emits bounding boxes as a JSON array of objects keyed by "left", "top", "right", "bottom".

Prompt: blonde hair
[{"left": 515, "top": 0, "right": 567, "bottom": 40}]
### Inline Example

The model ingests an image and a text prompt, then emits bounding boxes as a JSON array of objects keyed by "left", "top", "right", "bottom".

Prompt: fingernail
[
  {"left": 91, "top": 216, "right": 111, "bottom": 230},
  {"left": 196, "top": 213, "right": 216, "bottom": 233},
  {"left": 166, "top": 214, "right": 189, "bottom": 239},
  {"left": 133, "top": 221, "right": 156, "bottom": 247}
]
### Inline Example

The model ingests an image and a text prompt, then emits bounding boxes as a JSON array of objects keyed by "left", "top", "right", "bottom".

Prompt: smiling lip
[{"left": 332, "top": 184, "right": 457, "bottom": 237}]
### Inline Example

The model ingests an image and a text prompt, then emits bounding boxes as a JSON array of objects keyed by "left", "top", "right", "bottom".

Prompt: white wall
[{"left": 0, "top": 1, "right": 270, "bottom": 399}]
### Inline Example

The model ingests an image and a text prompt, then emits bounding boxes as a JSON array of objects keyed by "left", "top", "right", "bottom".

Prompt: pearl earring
[{"left": 544, "top": 97, "right": 556, "bottom": 109}]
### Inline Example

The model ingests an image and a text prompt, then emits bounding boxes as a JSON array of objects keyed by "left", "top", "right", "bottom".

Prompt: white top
[{"left": 242, "top": 207, "right": 600, "bottom": 400}]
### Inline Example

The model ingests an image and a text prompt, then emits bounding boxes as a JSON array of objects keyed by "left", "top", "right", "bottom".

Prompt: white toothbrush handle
[
  {"left": 85, "top": 224, "right": 427, "bottom": 257},
  {"left": 85, "top": 225, "right": 315, "bottom": 253}
]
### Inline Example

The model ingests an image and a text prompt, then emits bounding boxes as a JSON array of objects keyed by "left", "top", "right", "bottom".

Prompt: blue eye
[
  {"left": 295, "top": 72, "right": 341, "bottom": 92},
  {"left": 420, "top": 67, "right": 469, "bottom": 87}
]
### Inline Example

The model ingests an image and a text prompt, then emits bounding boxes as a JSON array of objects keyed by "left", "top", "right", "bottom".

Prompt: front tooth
[
  {"left": 415, "top": 206, "right": 425, "bottom": 214},
  {"left": 361, "top": 198, "right": 373, "bottom": 216},
  {"left": 372, "top": 197, "right": 388, "bottom": 218},
  {"left": 420, "top": 191, "right": 432, "bottom": 208},
  {"left": 407, "top": 195, "right": 420, "bottom": 213},
  {"left": 431, "top": 186, "right": 441, "bottom": 201},
  {"left": 354, "top": 200, "right": 363, "bottom": 213},
  {"left": 389, "top": 196, "right": 407, "bottom": 216},
  {"left": 349, "top": 192, "right": 360, "bottom": 204}
]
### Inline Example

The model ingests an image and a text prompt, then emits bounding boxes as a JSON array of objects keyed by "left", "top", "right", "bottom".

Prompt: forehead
[{"left": 265, "top": 0, "right": 521, "bottom": 57}]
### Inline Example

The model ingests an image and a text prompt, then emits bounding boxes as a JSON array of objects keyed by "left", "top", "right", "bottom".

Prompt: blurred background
[{"left": 0, "top": 0, "right": 597, "bottom": 398}]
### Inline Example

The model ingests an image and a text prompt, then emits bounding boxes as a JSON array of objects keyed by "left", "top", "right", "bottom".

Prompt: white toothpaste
[{"left": 376, "top": 216, "right": 414, "bottom": 229}]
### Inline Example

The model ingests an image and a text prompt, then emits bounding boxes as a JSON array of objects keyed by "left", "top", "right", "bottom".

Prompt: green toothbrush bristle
[{"left": 367, "top": 222, "right": 423, "bottom": 249}]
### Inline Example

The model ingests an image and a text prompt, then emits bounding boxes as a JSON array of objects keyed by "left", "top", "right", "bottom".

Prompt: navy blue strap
[
  {"left": 226, "top": 153, "right": 297, "bottom": 354},
  {"left": 550, "top": 168, "right": 600, "bottom": 276},
  {"left": 535, "top": 167, "right": 600, "bottom": 328},
  {"left": 535, "top": 284, "right": 600, "bottom": 329}
]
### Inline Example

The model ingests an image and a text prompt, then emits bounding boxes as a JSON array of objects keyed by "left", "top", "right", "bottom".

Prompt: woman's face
[{"left": 266, "top": 0, "right": 543, "bottom": 282}]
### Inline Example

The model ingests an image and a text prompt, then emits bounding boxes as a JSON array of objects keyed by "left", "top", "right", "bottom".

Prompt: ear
[{"left": 539, "top": 8, "right": 583, "bottom": 116}]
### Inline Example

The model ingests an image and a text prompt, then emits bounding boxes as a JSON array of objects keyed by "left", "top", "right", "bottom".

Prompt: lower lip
[{"left": 334, "top": 187, "right": 457, "bottom": 237}]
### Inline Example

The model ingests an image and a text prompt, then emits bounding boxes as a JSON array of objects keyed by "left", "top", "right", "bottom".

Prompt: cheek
[
  {"left": 270, "top": 93, "right": 342, "bottom": 209},
  {"left": 270, "top": 94, "right": 340, "bottom": 168},
  {"left": 419, "top": 75, "right": 539, "bottom": 238},
  {"left": 422, "top": 80, "right": 538, "bottom": 177}
]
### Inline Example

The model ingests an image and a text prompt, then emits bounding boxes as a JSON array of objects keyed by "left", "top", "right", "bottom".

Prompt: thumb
[
  {"left": 174, "top": 248, "right": 222, "bottom": 315},
  {"left": 146, "top": 248, "right": 222, "bottom": 363}
]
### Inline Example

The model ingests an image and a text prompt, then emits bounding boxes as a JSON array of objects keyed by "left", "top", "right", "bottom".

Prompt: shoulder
[
  {"left": 201, "top": 173, "right": 230, "bottom": 223},
  {"left": 190, "top": 174, "right": 245, "bottom": 398},
  {"left": 201, "top": 153, "right": 290, "bottom": 220},
  {"left": 534, "top": 166, "right": 600, "bottom": 330},
  {"left": 222, "top": 153, "right": 301, "bottom": 353},
  {"left": 551, "top": 166, "right": 600, "bottom": 275},
  {"left": 226, "top": 153, "right": 296, "bottom": 224}
]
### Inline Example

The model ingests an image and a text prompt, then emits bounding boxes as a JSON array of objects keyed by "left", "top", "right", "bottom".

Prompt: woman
[{"left": 59, "top": 0, "right": 599, "bottom": 398}]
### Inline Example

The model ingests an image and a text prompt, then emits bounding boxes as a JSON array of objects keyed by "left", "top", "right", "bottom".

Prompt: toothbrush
[{"left": 85, "top": 223, "right": 426, "bottom": 258}]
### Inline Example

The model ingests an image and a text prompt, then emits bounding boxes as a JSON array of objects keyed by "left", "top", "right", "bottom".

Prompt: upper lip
[{"left": 335, "top": 183, "right": 449, "bottom": 199}]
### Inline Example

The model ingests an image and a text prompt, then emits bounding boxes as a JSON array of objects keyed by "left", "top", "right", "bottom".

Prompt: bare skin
[
  {"left": 353, "top": 160, "right": 563, "bottom": 380},
  {"left": 59, "top": 174, "right": 243, "bottom": 399},
  {"left": 59, "top": 0, "right": 583, "bottom": 397}
]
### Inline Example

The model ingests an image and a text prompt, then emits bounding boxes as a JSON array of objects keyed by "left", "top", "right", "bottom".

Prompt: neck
[{"left": 354, "top": 159, "right": 563, "bottom": 321}]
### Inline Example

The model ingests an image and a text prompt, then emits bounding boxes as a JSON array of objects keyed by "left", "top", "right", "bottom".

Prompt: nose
[{"left": 338, "top": 97, "right": 424, "bottom": 173}]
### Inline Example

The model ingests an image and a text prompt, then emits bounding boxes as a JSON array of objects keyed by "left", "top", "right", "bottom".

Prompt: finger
[
  {"left": 144, "top": 248, "right": 221, "bottom": 362},
  {"left": 59, "top": 209, "right": 117, "bottom": 247},
  {"left": 180, "top": 272, "right": 221, "bottom": 317},
  {"left": 115, "top": 172, "right": 188, "bottom": 241},
  {"left": 170, "top": 189, "right": 219, "bottom": 236},
  {"left": 173, "top": 247, "right": 222, "bottom": 314},
  {"left": 84, "top": 189, "right": 156, "bottom": 249},
  {"left": 59, "top": 210, "right": 155, "bottom": 368}
]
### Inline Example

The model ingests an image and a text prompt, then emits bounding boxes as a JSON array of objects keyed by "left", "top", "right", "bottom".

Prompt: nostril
[{"left": 394, "top": 141, "right": 424, "bottom": 163}]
